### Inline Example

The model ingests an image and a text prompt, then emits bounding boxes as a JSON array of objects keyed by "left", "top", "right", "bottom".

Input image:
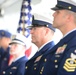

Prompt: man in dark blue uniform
[
  {"left": 0, "top": 33, "right": 28, "bottom": 75},
  {"left": 24, "top": 13, "right": 55, "bottom": 75},
  {"left": 0, "top": 30, "right": 12, "bottom": 71},
  {"left": 32, "top": 0, "right": 76, "bottom": 75},
  {"left": 52, "top": 0, "right": 76, "bottom": 75}
]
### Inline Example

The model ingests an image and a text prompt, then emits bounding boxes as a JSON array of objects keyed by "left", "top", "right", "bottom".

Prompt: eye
[
  {"left": 56, "top": 10, "right": 60, "bottom": 14},
  {"left": 33, "top": 27, "right": 37, "bottom": 30},
  {"left": 31, "top": 27, "right": 37, "bottom": 30}
]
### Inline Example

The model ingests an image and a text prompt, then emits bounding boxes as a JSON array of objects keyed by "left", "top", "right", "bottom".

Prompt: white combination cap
[{"left": 9, "top": 33, "right": 31, "bottom": 49}]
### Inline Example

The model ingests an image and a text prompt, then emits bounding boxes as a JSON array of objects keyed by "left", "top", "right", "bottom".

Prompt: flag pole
[{"left": 17, "top": 0, "right": 32, "bottom": 57}]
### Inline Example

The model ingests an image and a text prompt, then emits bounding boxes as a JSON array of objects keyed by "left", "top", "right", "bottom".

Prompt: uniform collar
[
  {"left": 13, "top": 54, "right": 25, "bottom": 62},
  {"left": 37, "top": 40, "right": 53, "bottom": 51},
  {"left": 63, "top": 28, "right": 76, "bottom": 39}
]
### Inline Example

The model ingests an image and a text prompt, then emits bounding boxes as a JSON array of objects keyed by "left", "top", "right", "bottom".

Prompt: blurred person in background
[
  {"left": 0, "top": 30, "right": 12, "bottom": 71},
  {"left": 0, "top": 33, "right": 28, "bottom": 75}
]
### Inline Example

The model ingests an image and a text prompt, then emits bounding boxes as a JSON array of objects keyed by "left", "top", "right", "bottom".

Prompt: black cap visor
[
  {"left": 51, "top": 5, "right": 66, "bottom": 11},
  {"left": 27, "top": 24, "right": 46, "bottom": 29},
  {"left": 9, "top": 42, "right": 19, "bottom": 45}
]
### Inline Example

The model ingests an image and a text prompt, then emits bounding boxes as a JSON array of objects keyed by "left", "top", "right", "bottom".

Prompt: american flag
[{"left": 17, "top": 0, "right": 32, "bottom": 57}]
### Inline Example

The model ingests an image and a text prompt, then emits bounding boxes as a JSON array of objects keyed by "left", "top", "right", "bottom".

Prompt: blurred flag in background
[{"left": 17, "top": 0, "right": 32, "bottom": 58}]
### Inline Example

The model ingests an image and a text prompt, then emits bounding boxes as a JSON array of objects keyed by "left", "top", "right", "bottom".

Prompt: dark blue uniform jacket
[
  {"left": 25, "top": 41, "right": 55, "bottom": 75},
  {"left": 0, "top": 47, "right": 10, "bottom": 71},
  {"left": 0, "top": 56, "right": 28, "bottom": 75},
  {"left": 36, "top": 30, "right": 76, "bottom": 75}
]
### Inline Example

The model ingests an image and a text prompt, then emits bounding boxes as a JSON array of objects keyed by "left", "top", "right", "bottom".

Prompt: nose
[
  {"left": 30, "top": 29, "right": 33, "bottom": 34},
  {"left": 53, "top": 11, "right": 56, "bottom": 17},
  {"left": 53, "top": 12, "right": 55, "bottom": 17}
]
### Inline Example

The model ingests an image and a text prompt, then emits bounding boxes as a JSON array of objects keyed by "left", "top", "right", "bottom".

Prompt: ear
[
  {"left": 66, "top": 14, "right": 73, "bottom": 22},
  {"left": 45, "top": 28, "right": 49, "bottom": 36}
]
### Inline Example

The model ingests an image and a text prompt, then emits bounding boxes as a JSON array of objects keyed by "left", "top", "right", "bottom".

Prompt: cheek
[
  {"left": 36, "top": 33, "right": 42, "bottom": 39},
  {"left": 10, "top": 47, "right": 16, "bottom": 52},
  {"left": 53, "top": 16, "right": 61, "bottom": 24},
  {"left": 10, "top": 47, "right": 15, "bottom": 55},
  {"left": 37, "top": 33, "right": 44, "bottom": 40},
  {"left": 16, "top": 47, "right": 22, "bottom": 52},
  {"left": 0, "top": 40, "right": 3, "bottom": 44},
  {"left": 10, "top": 46, "right": 21, "bottom": 54},
  {"left": 32, "top": 33, "right": 38, "bottom": 40}
]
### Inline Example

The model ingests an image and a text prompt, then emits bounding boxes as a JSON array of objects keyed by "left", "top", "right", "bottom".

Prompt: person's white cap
[
  {"left": 27, "top": 13, "right": 55, "bottom": 32},
  {"left": 9, "top": 33, "right": 31, "bottom": 49}
]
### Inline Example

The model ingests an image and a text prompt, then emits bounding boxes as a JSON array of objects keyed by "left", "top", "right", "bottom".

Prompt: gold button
[
  {"left": 55, "top": 60, "right": 57, "bottom": 62},
  {"left": 25, "top": 66, "right": 28, "bottom": 69},
  {"left": 3, "top": 71, "right": 6, "bottom": 74},
  {"left": 40, "top": 72, "right": 42, "bottom": 74},
  {"left": 10, "top": 72, "right": 12, "bottom": 74},
  {"left": 44, "top": 59, "right": 47, "bottom": 62},
  {"left": 34, "top": 67, "right": 36, "bottom": 70}
]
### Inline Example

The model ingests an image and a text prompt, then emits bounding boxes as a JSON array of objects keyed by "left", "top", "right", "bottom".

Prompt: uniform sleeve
[{"left": 57, "top": 48, "right": 76, "bottom": 75}]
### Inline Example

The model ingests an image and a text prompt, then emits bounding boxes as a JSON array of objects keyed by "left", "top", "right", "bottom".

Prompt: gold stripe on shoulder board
[{"left": 63, "top": 53, "right": 76, "bottom": 72}]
